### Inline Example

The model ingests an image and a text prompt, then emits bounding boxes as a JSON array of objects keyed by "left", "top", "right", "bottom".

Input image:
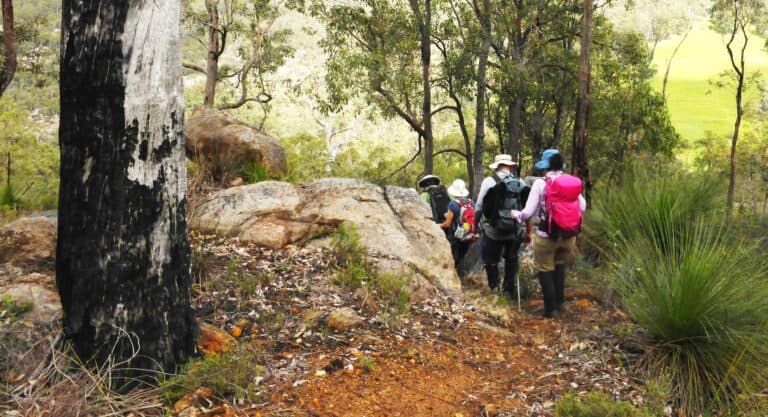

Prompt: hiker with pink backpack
[{"left": 512, "top": 149, "right": 586, "bottom": 318}]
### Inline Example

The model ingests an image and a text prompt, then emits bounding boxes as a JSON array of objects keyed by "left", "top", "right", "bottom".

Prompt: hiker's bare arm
[
  {"left": 440, "top": 210, "right": 454, "bottom": 229},
  {"left": 578, "top": 194, "right": 587, "bottom": 212},
  {"left": 516, "top": 179, "right": 545, "bottom": 221}
]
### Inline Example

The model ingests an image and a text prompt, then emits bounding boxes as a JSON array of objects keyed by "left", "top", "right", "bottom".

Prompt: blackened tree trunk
[
  {"left": 0, "top": 0, "right": 17, "bottom": 96},
  {"left": 57, "top": 0, "right": 197, "bottom": 382},
  {"left": 572, "top": 0, "right": 592, "bottom": 195}
]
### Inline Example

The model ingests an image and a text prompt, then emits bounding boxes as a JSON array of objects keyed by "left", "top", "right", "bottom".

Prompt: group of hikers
[{"left": 420, "top": 149, "right": 586, "bottom": 318}]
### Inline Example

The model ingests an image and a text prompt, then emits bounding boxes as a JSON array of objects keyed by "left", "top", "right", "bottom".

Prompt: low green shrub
[
  {"left": 330, "top": 224, "right": 411, "bottom": 316},
  {"left": 555, "top": 392, "right": 655, "bottom": 417},
  {"left": 330, "top": 223, "right": 365, "bottom": 268},
  {"left": 373, "top": 272, "right": 411, "bottom": 315},
  {"left": 241, "top": 162, "right": 269, "bottom": 184},
  {"left": 159, "top": 343, "right": 265, "bottom": 403},
  {"left": 0, "top": 295, "right": 34, "bottom": 323},
  {"left": 359, "top": 357, "right": 376, "bottom": 373},
  {"left": 333, "top": 262, "right": 367, "bottom": 289}
]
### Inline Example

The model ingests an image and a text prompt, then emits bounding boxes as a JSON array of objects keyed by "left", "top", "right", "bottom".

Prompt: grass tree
[{"left": 589, "top": 169, "right": 768, "bottom": 415}]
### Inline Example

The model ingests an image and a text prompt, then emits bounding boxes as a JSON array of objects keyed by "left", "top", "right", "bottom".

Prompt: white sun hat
[
  {"left": 447, "top": 179, "right": 469, "bottom": 198},
  {"left": 488, "top": 154, "right": 518, "bottom": 169}
]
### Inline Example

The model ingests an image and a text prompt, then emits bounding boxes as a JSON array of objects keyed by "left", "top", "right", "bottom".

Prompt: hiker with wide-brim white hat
[
  {"left": 474, "top": 155, "right": 531, "bottom": 302},
  {"left": 439, "top": 179, "right": 478, "bottom": 267}
]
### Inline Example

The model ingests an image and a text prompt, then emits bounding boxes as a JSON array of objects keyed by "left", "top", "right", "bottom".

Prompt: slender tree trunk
[
  {"left": 451, "top": 96, "right": 474, "bottom": 193},
  {"left": 506, "top": 92, "right": 524, "bottom": 165},
  {"left": 552, "top": 97, "right": 564, "bottom": 147},
  {"left": 727, "top": 74, "right": 744, "bottom": 214},
  {"left": 58, "top": 0, "right": 197, "bottom": 383},
  {"left": 572, "top": 0, "right": 592, "bottom": 195},
  {"left": 662, "top": 30, "right": 689, "bottom": 100},
  {"left": 531, "top": 99, "right": 544, "bottom": 169},
  {"left": 410, "top": 0, "right": 433, "bottom": 174},
  {"left": 725, "top": 9, "right": 747, "bottom": 214},
  {"left": 472, "top": 0, "right": 491, "bottom": 199},
  {"left": 553, "top": 36, "right": 574, "bottom": 149},
  {"left": 0, "top": 0, "right": 17, "bottom": 96},
  {"left": 203, "top": 0, "right": 219, "bottom": 107}
]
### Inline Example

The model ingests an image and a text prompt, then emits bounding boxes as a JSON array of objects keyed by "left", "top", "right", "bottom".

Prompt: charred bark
[{"left": 57, "top": 0, "right": 197, "bottom": 384}]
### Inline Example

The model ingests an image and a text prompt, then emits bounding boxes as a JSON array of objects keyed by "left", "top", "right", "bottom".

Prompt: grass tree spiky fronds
[
  {"left": 614, "top": 219, "right": 768, "bottom": 415},
  {"left": 587, "top": 167, "right": 724, "bottom": 258}
]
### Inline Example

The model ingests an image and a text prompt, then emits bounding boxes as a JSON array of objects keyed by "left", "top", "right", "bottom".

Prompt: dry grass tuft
[{"left": 2, "top": 329, "right": 167, "bottom": 417}]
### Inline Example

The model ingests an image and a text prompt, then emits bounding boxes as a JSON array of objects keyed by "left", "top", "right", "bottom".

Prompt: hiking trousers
[
  {"left": 481, "top": 235, "right": 522, "bottom": 292},
  {"left": 532, "top": 235, "right": 577, "bottom": 272},
  {"left": 450, "top": 240, "right": 471, "bottom": 267}
]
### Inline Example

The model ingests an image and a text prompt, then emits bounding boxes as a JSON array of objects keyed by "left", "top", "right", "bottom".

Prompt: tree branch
[
  {"left": 725, "top": 3, "right": 742, "bottom": 79},
  {"left": 431, "top": 105, "right": 457, "bottom": 117},
  {"left": 182, "top": 62, "right": 207, "bottom": 74},
  {"left": 375, "top": 85, "right": 425, "bottom": 136},
  {"left": 384, "top": 134, "right": 423, "bottom": 182},
  {"left": 434, "top": 148, "right": 467, "bottom": 158}
]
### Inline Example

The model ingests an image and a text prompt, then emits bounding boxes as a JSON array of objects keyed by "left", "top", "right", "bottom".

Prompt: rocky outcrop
[
  {"left": 190, "top": 178, "right": 461, "bottom": 297},
  {"left": 0, "top": 214, "right": 57, "bottom": 267},
  {"left": 185, "top": 106, "right": 287, "bottom": 179},
  {"left": 0, "top": 273, "right": 60, "bottom": 325}
]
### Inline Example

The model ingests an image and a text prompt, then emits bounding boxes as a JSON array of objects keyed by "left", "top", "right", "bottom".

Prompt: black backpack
[
  {"left": 482, "top": 174, "right": 528, "bottom": 233},
  {"left": 425, "top": 185, "right": 451, "bottom": 223}
]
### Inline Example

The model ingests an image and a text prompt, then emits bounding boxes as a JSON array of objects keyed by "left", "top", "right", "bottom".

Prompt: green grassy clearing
[{"left": 650, "top": 26, "right": 768, "bottom": 142}]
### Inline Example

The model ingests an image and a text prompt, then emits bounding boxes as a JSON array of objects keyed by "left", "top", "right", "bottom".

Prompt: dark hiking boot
[
  {"left": 554, "top": 264, "right": 566, "bottom": 311},
  {"left": 538, "top": 271, "right": 557, "bottom": 318},
  {"left": 485, "top": 264, "right": 500, "bottom": 291}
]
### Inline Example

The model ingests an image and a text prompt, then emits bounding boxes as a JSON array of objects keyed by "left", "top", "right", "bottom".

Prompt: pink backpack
[{"left": 544, "top": 174, "right": 583, "bottom": 238}]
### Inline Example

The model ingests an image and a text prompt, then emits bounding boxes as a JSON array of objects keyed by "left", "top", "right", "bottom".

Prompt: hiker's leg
[
  {"left": 552, "top": 237, "right": 577, "bottom": 309},
  {"left": 481, "top": 236, "right": 503, "bottom": 291},
  {"left": 538, "top": 270, "right": 557, "bottom": 317},
  {"left": 450, "top": 241, "right": 461, "bottom": 266},
  {"left": 456, "top": 241, "right": 470, "bottom": 265},
  {"left": 533, "top": 235, "right": 557, "bottom": 317},
  {"left": 502, "top": 239, "right": 522, "bottom": 298},
  {"left": 554, "top": 264, "right": 566, "bottom": 309},
  {"left": 485, "top": 264, "right": 500, "bottom": 291}
]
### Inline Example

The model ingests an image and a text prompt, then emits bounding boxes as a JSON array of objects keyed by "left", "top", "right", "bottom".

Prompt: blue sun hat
[{"left": 534, "top": 149, "right": 561, "bottom": 170}]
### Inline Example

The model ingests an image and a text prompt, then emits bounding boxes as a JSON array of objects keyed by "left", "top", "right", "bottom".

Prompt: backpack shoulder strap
[{"left": 491, "top": 173, "right": 502, "bottom": 184}]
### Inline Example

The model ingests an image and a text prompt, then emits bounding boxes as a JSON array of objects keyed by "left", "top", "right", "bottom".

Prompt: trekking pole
[{"left": 516, "top": 276, "right": 521, "bottom": 312}]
